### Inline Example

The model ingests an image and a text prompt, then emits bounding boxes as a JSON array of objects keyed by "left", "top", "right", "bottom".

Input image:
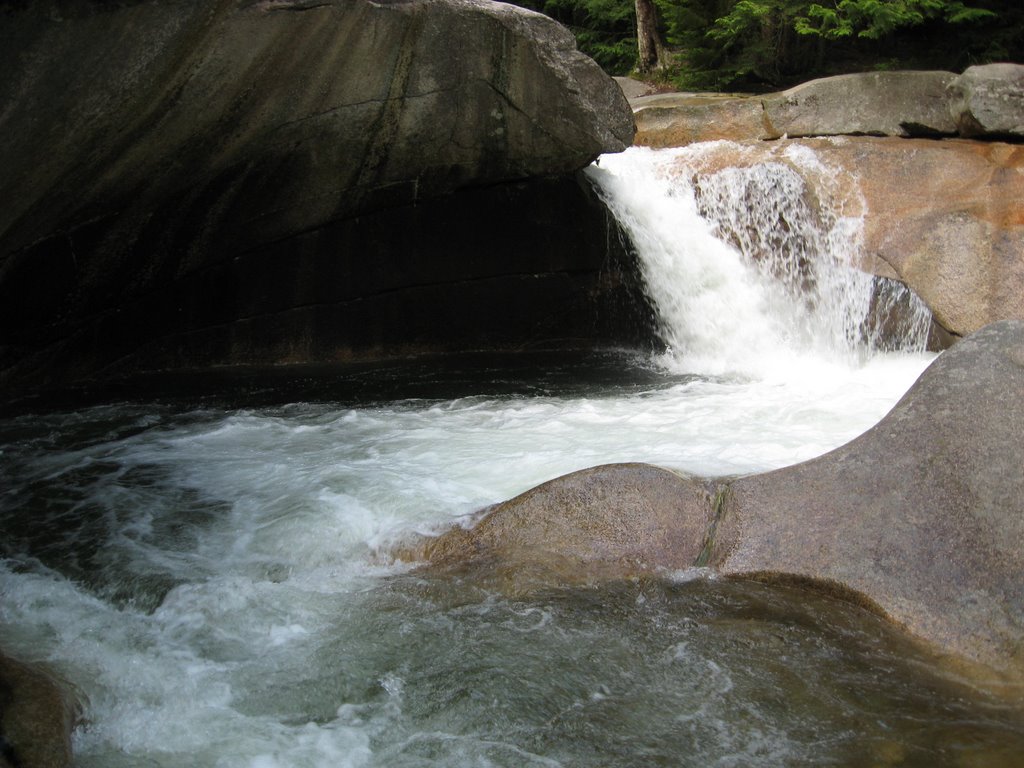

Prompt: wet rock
[
  {"left": 416, "top": 463, "right": 716, "bottom": 590},
  {"left": 0, "top": 653, "right": 77, "bottom": 768},
  {"left": 632, "top": 136, "right": 1024, "bottom": 338},
  {"left": 415, "top": 321, "right": 1024, "bottom": 686},
  {"left": 715, "top": 320, "right": 1024, "bottom": 687},
  {"left": 832, "top": 137, "right": 1024, "bottom": 337}
]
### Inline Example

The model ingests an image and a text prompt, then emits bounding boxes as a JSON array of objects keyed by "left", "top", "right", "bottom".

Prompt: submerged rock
[
  {"left": 0, "top": 653, "right": 78, "bottom": 768},
  {"left": 417, "top": 321, "right": 1024, "bottom": 687}
]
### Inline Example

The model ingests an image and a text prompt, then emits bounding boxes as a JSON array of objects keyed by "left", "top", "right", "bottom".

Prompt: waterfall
[
  {"left": 586, "top": 143, "right": 933, "bottom": 377},
  {"left": 5, "top": 137, "right": 1001, "bottom": 767}
]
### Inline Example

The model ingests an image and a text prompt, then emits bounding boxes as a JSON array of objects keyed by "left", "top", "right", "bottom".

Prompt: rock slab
[
  {"left": 762, "top": 70, "right": 959, "bottom": 139},
  {"left": 634, "top": 64, "right": 1024, "bottom": 145}
]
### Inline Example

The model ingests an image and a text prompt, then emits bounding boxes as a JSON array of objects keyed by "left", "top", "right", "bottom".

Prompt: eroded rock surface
[
  {"left": 416, "top": 463, "right": 717, "bottom": 589},
  {"left": 633, "top": 94, "right": 769, "bottom": 145},
  {"left": 716, "top": 320, "right": 1024, "bottom": 686},
  {"left": 416, "top": 321, "right": 1024, "bottom": 685},
  {"left": 0, "top": 0, "right": 637, "bottom": 397},
  {"left": 630, "top": 68, "right": 1024, "bottom": 339},
  {"left": 631, "top": 137, "right": 1024, "bottom": 338}
]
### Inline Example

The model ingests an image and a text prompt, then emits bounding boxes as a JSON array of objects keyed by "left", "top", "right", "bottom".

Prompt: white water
[
  {"left": 4, "top": 144, "right": 999, "bottom": 768},
  {"left": 587, "top": 143, "right": 932, "bottom": 375}
]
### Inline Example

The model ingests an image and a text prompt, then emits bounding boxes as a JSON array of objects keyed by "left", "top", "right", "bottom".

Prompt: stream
[{"left": 2, "top": 145, "right": 1022, "bottom": 766}]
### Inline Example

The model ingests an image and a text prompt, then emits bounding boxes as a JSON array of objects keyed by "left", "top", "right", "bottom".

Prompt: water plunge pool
[
  {"left": 2, "top": 353, "right": 1023, "bottom": 767},
  {"left": 3, "top": 145, "right": 1023, "bottom": 765}
]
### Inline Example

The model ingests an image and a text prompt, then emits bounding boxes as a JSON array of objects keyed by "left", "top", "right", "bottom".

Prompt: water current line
[{"left": 586, "top": 143, "right": 932, "bottom": 377}]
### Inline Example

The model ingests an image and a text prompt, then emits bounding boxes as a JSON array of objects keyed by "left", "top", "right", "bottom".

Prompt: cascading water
[
  {"left": 2, "top": 146, "right": 1021, "bottom": 768},
  {"left": 586, "top": 143, "right": 933, "bottom": 375}
]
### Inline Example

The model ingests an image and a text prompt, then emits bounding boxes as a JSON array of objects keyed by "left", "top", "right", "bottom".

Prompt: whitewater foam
[{"left": 586, "top": 144, "right": 932, "bottom": 377}]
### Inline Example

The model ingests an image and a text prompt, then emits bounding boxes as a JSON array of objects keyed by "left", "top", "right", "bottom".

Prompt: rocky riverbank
[
  {"left": 628, "top": 65, "right": 1024, "bottom": 338},
  {"left": 412, "top": 320, "right": 1024, "bottom": 693}
]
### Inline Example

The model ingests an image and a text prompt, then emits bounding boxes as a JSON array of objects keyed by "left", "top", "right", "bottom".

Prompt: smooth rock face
[
  {"left": 634, "top": 95, "right": 769, "bottom": 146},
  {"left": 0, "top": 0, "right": 636, "bottom": 396},
  {"left": 419, "top": 463, "right": 717, "bottom": 588},
  {"left": 417, "top": 321, "right": 1024, "bottom": 684},
  {"left": 716, "top": 320, "right": 1024, "bottom": 685},
  {"left": 0, "top": 174, "right": 657, "bottom": 394},
  {"left": 845, "top": 138, "right": 1024, "bottom": 336},
  {"left": 761, "top": 71, "right": 959, "bottom": 139},
  {"left": 950, "top": 63, "right": 1024, "bottom": 139},
  {"left": 0, "top": 0, "right": 632, "bottom": 247}
]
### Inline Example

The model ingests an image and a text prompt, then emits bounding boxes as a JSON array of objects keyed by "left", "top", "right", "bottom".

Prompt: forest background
[{"left": 505, "top": 0, "right": 1024, "bottom": 91}]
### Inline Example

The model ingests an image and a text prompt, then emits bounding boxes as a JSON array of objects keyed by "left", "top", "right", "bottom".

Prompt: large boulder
[
  {"left": 0, "top": 0, "right": 637, "bottom": 397},
  {"left": 417, "top": 321, "right": 1024, "bottom": 685},
  {"left": 715, "top": 320, "right": 1024, "bottom": 687},
  {"left": 949, "top": 63, "right": 1024, "bottom": 139},
  {"left": 761, "top": 71, "right": 959, "bottom": 139},
  {"left": 415, "top": 463, "right": 716, "bottom": 588}
]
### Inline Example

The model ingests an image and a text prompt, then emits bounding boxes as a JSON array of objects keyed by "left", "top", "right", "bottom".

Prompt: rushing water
[{"left": 2, "top": 145, "right": 1022, "bottom": 766}]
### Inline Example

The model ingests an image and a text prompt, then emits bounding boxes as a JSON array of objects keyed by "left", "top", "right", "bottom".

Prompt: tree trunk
[{"left": 635, "top": 0, "right": 666, "bottom": 73}]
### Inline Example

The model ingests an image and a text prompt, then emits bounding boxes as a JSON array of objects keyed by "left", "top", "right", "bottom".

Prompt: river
[{"left": 1, "top": 145, "right": 1021, "bottom": 766}]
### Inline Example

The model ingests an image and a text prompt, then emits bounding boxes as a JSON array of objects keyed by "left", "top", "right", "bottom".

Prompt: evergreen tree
[{"left": 503, "top": 0, "right": 1022, "bottom": 88}]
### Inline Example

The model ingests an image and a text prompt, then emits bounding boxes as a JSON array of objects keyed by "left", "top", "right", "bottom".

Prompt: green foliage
[
  {"left": 663, "top": 0, "right": 1013, "bottom": 89},
  {"left": 660, "top": 0, "right": 824, "bottom": 87},
  {"left": 710, "top": 0, "right": 773, "bottom": 44},
  {"left": 793, "top": 0, "right": 996, "bottom": 40},
  {"left": 502, "top": 0, "right": 1021, "bottom": 89},
  {"left": 517, "top": 0, "right": 639, "bottom": 74}
]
